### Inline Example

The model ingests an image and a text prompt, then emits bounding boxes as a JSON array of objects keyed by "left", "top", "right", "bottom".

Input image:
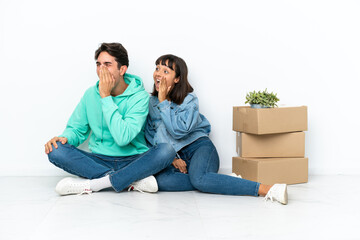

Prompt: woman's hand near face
[
  {"left": 158, "top": 77, "right": 171, "bottom": 103},
  {"left": 172, "top": 158, "right": 187, "bottom": 173}
]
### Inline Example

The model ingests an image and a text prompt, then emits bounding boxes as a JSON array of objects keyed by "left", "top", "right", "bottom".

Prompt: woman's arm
[{"left": 157, "top": 94, "right": 200, "bottom": 139}]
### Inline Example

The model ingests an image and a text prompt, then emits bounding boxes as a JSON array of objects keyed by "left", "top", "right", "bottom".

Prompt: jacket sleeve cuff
[{"left": 157, "top": 100, "right": 171, "bottom": 111}]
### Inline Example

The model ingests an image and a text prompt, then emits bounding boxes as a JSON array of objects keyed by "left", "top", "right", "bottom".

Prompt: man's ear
[
  {"left": 120, "top": 65, "right": 128, "bottom": 76},
  {"left": 174, "top": 77, "right": 180, "bottom": 84}
]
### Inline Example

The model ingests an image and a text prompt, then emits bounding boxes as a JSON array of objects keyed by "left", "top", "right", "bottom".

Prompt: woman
[{"left": 145, "top": 54, "right": 288, "bottom": 204}]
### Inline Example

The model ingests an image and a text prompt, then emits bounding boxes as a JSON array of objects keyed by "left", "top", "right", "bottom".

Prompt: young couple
[{"left": 45, "top": 42, "right": 288, "bottom": 204}]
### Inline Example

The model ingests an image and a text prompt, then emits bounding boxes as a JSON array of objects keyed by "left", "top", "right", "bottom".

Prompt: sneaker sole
[{"left": 282, "top": 185, "right": 288, "bottom": 205}]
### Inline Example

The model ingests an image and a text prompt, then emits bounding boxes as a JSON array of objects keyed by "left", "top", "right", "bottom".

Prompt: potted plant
[{"left": 245, "top": 89, "right": 279, "bottom": 108}]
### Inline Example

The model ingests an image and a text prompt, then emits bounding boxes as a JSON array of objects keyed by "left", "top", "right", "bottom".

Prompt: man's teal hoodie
[{"left": 60, "top": 73, "right": 149, "bottom": 156}]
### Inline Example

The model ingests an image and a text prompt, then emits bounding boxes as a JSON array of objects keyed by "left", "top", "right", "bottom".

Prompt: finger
[
  {"left": 179, "top": 163, "right": 187, "bottom": 173},
  {"left": 99, "top": 68, "right": 103, "bottom": 81},
  {"left": 102, "top": 67, "right": 107, "bottom": 81},
  {"left": 45, "top": 143, "right": 49, "bottom": 154},
  {"left": 107, "top": 71, "right": 114, "bottom": 83},
  {"left": 179, "top": 161, "right": 187, "bottom": 173},
  {"left": 176, "top": 161, "right": 183, "bottom": 171},
  {"left": 99, "top": 66, "right": 105, "bottom": 81},
  {"left": 49, "top": 138, "right": 57, "bottom": 149},
  {"left": 102, "top": 66, "right": 110, "bottom": 75},
  {"left": 103, "top": 68, "right": 112, "bottom": 83},
  {"left": 177, "top": 159, "right": 186, "bottom": 165},
  {"left": 48, "top": 142, "right": 53, "bottom": 152},
  {"left": 160, "top": 77, "right": 166, "bottom": 87},
  {"left": 179, "top": 166, "right": 186, "bottom": 173},
  {"left": 52, "top": 140, "right": 58, "bottom": 149}
]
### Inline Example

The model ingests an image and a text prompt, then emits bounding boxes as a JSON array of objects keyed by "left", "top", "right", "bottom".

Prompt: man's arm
[
  {"left": 101, "top": 93, "right": 149, "bottom": 146},
  {"left": 44, "top": 94, "right": 90, "bottom": 153},
  {"left": 98, "top": 65, "right": 149, "bottom": 147},
  {"left": 59, "top": 95, "right": 90, "bottom": 146}
]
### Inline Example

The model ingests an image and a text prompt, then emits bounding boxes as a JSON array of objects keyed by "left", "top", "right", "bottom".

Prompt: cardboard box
[
  {"left": 232, "top": 157, "right": 308, "bottom": 185},
  {"left": 236, "top": 132, "right": 305, "bottom": 157},
  {"left": 233, "top": 106, "right": 308, "bottom": 135}
]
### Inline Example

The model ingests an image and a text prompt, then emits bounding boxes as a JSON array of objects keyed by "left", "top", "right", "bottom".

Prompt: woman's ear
[
  {"left": 174, "top": 77, "right": 180, "bottom": 84},
  {"left": 120, "top": 65, "right": 128, "bottom": 76}
]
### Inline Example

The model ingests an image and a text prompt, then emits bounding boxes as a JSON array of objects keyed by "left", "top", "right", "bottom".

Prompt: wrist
[
  {"left": 158, "top": 93, "right": 167, "bottom": 102},
  {"left": 100, "top": 92, "right": 111, "bottom": 98}
]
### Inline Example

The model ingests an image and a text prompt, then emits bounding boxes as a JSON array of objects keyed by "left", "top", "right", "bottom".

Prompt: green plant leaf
[{"left": 245, "top": 89, "right": 280, "bottom": 108}]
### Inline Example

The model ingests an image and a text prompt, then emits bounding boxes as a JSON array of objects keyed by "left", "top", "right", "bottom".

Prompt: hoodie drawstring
[{"left": 101, "top": 112, "right": 104, "bottom": 143}]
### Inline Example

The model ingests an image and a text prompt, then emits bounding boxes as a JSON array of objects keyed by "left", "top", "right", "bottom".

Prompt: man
[{"left": 45, "top": 43, "right": 175, "bottom": 195}]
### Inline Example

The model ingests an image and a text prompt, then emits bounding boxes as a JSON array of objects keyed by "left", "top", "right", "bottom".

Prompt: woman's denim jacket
[{"left": 145, "top": 93, "right": 211, "bottom": 152}]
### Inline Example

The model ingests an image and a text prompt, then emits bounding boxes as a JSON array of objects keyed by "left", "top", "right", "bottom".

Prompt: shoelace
[{"left": 128, "top": 185, "right": 144, "bottom": 194}]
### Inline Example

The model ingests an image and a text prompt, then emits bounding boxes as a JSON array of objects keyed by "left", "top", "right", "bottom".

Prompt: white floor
[{"left": 0, "top": 175, "right": 359, "bottom": 240}]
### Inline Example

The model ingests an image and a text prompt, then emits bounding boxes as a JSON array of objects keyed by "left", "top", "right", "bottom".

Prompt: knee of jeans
[
  {"left": 189, "top": 174, "right": 207, "bottom": 191},
  {"left": 155, "top": 143, "right": 176, "bottom": 164},
  {"left": 48, "top": 143, "right": 70, "bottom": 165}
]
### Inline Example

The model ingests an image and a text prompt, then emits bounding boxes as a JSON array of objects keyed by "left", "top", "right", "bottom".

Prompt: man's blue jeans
[
  {"left": 48, "top": 142, "right": 176, "bottom": 192},
  {"left": 155, "top": 137, "right": 260, "bottom": 196}
]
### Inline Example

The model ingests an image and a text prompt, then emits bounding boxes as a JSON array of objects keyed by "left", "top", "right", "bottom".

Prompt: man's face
[{"left": 96, "top": 51, "right": 122, "bottom": 81}]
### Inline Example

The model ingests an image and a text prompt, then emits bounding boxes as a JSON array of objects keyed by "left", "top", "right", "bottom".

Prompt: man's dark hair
[
  {"left": 152, "top": 54, "right": 193, "bottom": 105},
  {"left": 95, "top": 43, "right": 129, "bottom": 69}
]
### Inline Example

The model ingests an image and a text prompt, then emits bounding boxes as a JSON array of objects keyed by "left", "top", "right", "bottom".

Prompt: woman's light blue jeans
[
  {"left": 155, "top": 137, "right": 260, "bottom": 196},
  {"left": 48, "top": 142, "right": 176, "bottom": 192}
]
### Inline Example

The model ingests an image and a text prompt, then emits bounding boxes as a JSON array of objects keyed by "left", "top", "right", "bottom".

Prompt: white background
[{"left": 0, "top": 0, "right": 359, "bottom": 176}]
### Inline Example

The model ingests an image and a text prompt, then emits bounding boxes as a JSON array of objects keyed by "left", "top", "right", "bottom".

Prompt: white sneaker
[
  {"left": 128, "top": 175, "right": 158, "bottom": 193},
  {"left": 264, "top": 184, "right": 288, "bottom": 205},
  {"left": 228, "top": 172, "right": 242, "bottom": 178},
  {"left": 55, "top": 177, "right": 92, "bottom": 196}
]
